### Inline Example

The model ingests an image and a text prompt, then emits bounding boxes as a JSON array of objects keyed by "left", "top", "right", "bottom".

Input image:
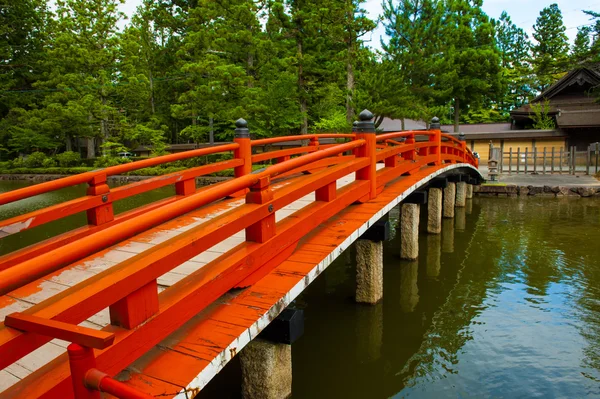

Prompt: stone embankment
[
  {"left": 474, "top": 185, "right": 600, "bottom": 198},
  {"left": 0, "top": 174, "right": 229, "bottom": 186}
]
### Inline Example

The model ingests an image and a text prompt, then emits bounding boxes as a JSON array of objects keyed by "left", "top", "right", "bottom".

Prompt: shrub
[
  {"left": 42, "top": 158, "right": 57, "bottom": 168},
  {"left": 56, "top": 151, "right": 82, "bottom": 167},
  {"left": 94, "top": 156, "right": 131, "bottom": 168},
  {"left": 24, "top": 152, "right": 48, "bottom": 168}
]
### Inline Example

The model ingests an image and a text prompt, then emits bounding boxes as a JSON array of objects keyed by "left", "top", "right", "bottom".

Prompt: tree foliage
[{"left": 0, "top": 1, "right": 589, "bottom": 159}]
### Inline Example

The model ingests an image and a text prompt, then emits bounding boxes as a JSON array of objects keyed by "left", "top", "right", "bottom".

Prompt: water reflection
[
  {"left": 441, "top": 218, "right": 454, "bottom": 253},
  {"left": 455, "top": 207, "right": 466, "bottom": 231},
  {"left": 399, "top": 261, "right": 419, "bottom": 313},
  {"left": 426, "top": 234, "right": 441, "bottom": 278},
  {"left": 290, "top": 197, "right": 600, "bottom": 398}
]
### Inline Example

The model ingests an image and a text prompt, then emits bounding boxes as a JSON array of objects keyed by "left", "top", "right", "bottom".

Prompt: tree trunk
[
  {"left": 86, "top": 137, "right": 95, "bottom": 159},
  {"left": 65, "top": 137, "right": 72, "bottom": 152},
  {"left": 298, "top": 40, "right": 308, "bottom": 135},
  {"left": 149, "top": 69, "right": 156, "bottom": 114},
  {"left": 401, "top": 118, "right": 405, "bottom": 131},
  {"left": 454, "top": 98, "right": 460, "bottom": 133},
  {"left": 346, "top": 10, "right": 355, "bottom": 124}
]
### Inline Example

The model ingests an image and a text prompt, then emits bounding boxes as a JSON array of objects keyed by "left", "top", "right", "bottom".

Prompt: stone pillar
[
  {"left": 356, "top": 239, "right": 383, "bottom": 304},
  {"left": 240, "top": 339, "right": 292, "bottom": 399},
  {"left": 400, "top": 203, "right": 420, "bottom": 260},
  {"left": 443, "top": 183, "right": 456, "bottom": 218},
  {"left": 455, "top": 207, "right": 466, "bottom": 231},
  {"left": 427, "top": 188, "right": 442, "bottom": 234},
  {"left": 455, "top": 181, "right": 467, "bottom": 207},
  {"left": 400, "top": 261, "right": 419, "bottom": 313},
  {"left": 441, "top": 219, "right": 454, "bottom": 253},
  {"left": 466, "top": 184, "right": 473, "bottom": 199},
  {"left": 426, "top": 234, "right": 441, "bottom": 277}
]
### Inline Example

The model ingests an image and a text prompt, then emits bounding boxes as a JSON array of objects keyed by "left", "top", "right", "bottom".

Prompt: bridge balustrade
[{"left": 0, "top": 111, "right": 477, "bottom": 399}]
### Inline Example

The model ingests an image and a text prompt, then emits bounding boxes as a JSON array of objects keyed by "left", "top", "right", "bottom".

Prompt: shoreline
[
  {"left": 474, "top": 184, "right": 600, "bottom": 198},
  {"left": 0, "top": 173, "right": 231, "bottom": 185}
]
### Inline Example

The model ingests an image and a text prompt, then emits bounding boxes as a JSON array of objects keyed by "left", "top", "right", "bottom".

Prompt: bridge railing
[{"left": 0, "top": 111, "right": 478, "bottom": 399}]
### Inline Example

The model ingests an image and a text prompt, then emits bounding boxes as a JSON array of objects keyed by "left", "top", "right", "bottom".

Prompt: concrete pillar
[
  {"left": 455, "top": 207, "right": 466, "bottom": 231},
  {"left": 443, "top": 183, "right": 456, "bottom": 218},
  {"left": 400, "top": 261, "right": 419, "bottom": 313},
  {"left": 441, "top": 219, "right": 454, "bottom": 253},
  {"left": 426, "top": 234, "right": 441, "bottom": 278},
  {"left": 356, "top": 239, "right": 383, "bottom": 304},
  {"left": 455, "top": 181, "right": 467, "bottom": 207},
  {"left": 400, "top": 203, "right": 420, "bottom": 260},
  {"left": 240, "top": 339, "right": 292, "bottom": 399},
  {"left": 466, "top": 184, "right": 474, "bottom": 199},
  {"left": 427, "top": 188, "right": 442, "bottom": 234}
]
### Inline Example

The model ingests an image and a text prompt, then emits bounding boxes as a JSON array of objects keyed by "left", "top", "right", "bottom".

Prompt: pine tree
[
  {"left": 435, "top": 0, "right": 502, "bottom": 132},
  {"left": 494, "top": 11, "right": 533, "bottom": 114},
  {"left": 583, "top": 10, "right": 600, "bottom": 64},
  {"left": 531, "top": 3, "right": 569, "bottom": 91},
  {"left": 571, "top": 26, "right": 591, "bottom": 65}
]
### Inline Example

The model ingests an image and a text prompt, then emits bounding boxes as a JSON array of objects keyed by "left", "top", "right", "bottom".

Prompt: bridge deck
[{"left": 0, "top": 162, "right": 474, "bottom": 398}]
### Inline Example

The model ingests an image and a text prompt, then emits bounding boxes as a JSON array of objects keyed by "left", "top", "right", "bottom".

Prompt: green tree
[
  {"left": 583, "top": 10, "right": 600, "bottom": 64},
  {"left": 531, "top": 4, "right": 569, "bottom": 91},
  {"left": 435, "top": 0, "right": 502, "bottom": 132},
  {"left": 494, "top": 11, "right": 533, "bottom": 115},
  {"left": 571, "top": 26, "right": 591, "bottom": 64}
]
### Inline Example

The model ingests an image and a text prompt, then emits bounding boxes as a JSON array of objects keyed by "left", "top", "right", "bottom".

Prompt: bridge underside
[{"left": 0, "top": 163, "right": 480, "bottom": 398}]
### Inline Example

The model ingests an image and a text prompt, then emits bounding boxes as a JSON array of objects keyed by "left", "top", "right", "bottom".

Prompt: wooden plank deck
[{"left": 0, "top": 163, "right": 478, "bottom": 397}]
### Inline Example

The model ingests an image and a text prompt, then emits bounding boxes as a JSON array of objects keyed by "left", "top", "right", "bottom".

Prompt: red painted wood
[
  {"left": 4, "top": 313, "right": 115, "bottom": 349},
  {"left": 109, "top": 280, "right": 159, "bottom": 330}
]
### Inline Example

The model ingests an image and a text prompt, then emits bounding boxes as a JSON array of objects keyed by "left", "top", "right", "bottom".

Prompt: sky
[{"left": 117, "top": 0, "right": 599, "bottom": 51}]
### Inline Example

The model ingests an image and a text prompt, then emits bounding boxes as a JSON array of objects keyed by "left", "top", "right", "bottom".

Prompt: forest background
[{"left": 0, "top": 0, "right": 599, "bottom": 168}]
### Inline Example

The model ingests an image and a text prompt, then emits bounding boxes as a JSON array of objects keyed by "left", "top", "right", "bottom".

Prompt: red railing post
[
  {"left": 355, "top": 109, "right": 377, "bottom": 200},
  {"left": 109, "top": 279, "right": 159, "bottom": 329},
  {"left": 402, "top": 134, "right": 416, "bottom": 161},
  {"left": 232, "top": 118, "right": 252, "bottom": 196},
  {"left": 86, "top": 174, "right": 113, "bottom": 226},
  {"left": 245, "top": 176, "right": 275, "bottom": 243},
  {"left": 429, "top": 117, "right": 442, "bottom": 165},
  {"left": 68, "top": 344, "right": 101, "bottom": 399}
]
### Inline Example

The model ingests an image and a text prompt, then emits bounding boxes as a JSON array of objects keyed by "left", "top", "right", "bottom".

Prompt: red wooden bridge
[{"left": 0, "top": 111, "right": 479, "bottom": 398}]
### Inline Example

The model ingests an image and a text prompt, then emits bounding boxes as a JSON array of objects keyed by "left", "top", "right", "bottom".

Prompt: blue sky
[{"left": 118, "top": 0, "right": 598, "bottom": 51}]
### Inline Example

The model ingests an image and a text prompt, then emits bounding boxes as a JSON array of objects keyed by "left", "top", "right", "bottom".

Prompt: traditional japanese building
[{"left": 510, "top": 66, "right": 600, "bottom": 150}]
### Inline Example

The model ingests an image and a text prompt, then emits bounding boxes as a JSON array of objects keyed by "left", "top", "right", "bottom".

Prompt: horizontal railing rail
[{"left": 0, "top": 112, "right": 478, "bottom": 399}]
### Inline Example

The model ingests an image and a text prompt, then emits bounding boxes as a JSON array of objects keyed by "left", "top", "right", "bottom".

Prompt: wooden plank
[{"left": 4, "top": 313, "right": 115, "bottom": 349}]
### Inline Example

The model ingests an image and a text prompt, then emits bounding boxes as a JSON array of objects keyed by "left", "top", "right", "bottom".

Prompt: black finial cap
[
  {"left": 235, "top": 118, "right": 250, "bottom": 138},
  {"left": 356, "top": 109, "right": 375, "bottom": 133},
  {"left": 458, "top": 132, "right": 466, "bottom": 141},
  {"left": 430, "top": 116, "right": 440, "bottom": 130}
]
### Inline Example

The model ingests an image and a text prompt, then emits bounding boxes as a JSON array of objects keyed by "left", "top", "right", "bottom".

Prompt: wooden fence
[{"left": 496, "top": 144, "right": 600, "bottom": 175}]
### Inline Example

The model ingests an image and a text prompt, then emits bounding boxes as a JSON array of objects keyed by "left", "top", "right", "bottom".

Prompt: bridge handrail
[
  {"left": 0, "top": 139, "right": 366, "bottom": 295},
  {"left": 251, "top": 133, "right": 355, "bottom": 147},
  {"left": 0, "top": 114, "right": 481, "bottom": 398},
  {"left": 0, "top": 143, "right": 240, "bottom": 206}
]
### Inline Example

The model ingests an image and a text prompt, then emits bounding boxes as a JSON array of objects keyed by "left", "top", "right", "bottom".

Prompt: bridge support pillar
[
  {"left": 400, "top": 203, "right": 420, "bottom": 260},
  {"left": 443, "top": 183, "right": 456, "bottom": 218},
  {"left": 427, "top": 188, "right": 442, "bottom": 234},
  {"left": 456, "top": 181, "right": 467, "bottom": 207},
  {"left": 240, "top": 340, "right": 291, "bottom": 399},
  {"left": 240, "top": 309, "right": 303, "bottom": 399},
  {"left": 466, "top": 184, "right": 473, "bottom": 199},
  {"left": 356, "top": 239, "right": 383, "bottom": 304}
]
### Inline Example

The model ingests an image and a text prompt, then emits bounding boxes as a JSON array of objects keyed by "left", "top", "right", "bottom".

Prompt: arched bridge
[{"left": 0, "top": 111, "right": 481, "bottom": 398}]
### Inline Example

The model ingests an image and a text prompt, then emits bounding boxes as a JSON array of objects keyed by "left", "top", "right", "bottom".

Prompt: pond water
[{"left": 1, "top": 181, "right": 599, "bottom": 398}]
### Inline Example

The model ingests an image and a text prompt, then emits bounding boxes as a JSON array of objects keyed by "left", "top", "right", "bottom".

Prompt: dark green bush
[
  {"left": 56, "top": 151, "right": 82, "bottom": 167},
  {"left": 94, "top": 156, "right": 131, "bottom": 168},
  {"left": 42, "top": 158, "right": 57, "bottom": 168},
  {"left": 24, "top": 152, "right": 48, "bottom": 168}
]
